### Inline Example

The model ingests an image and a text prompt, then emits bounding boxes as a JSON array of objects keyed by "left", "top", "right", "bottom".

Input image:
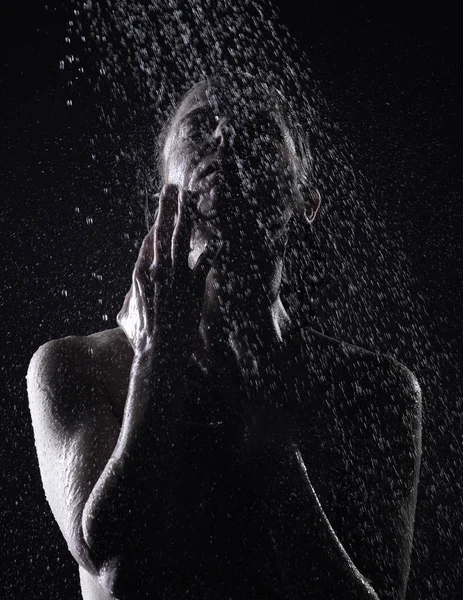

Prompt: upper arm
[{"left": 27, "top": 337, "right": 121, "bottom": 574}]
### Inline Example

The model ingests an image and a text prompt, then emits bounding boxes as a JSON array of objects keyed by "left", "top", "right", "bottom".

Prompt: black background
[{"left": 1, "top": 2, "right": 462, "bottom": 599}]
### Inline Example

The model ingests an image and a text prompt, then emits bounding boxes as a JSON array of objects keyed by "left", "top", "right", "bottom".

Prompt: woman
[{"left": 27, "top": 74, "right": 422, "bottom": 599}]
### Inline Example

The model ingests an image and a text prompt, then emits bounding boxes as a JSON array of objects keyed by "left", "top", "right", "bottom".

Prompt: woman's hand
[{"left": 117, "top": 184, "right": 220, "bottom": 360}]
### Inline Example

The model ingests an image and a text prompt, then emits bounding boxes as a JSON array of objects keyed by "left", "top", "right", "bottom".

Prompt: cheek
[
  {"left": 257, "top": 154, "right": 297, "bottom": 209},
  {"left": 164, "top": 141, "right": 206, "bottom": 190},
  {"left": 165, "top": 152, "right": 191, "bottom": 189},
  {"left": 251, "top": 140, "right": 295, "bottom": 183},
  {"left": 164, "top": 150, "right": 179, "bottom": 180}
]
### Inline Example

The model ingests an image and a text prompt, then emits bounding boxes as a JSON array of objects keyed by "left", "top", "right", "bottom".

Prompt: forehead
[
  {"left": 172, "top": 85, "right": 211, "bottom": 126},
  {"left": 163, "top": 81, "right": 297, "bottom": 160},
  {"left": 172, "top": 81, "right": 279, "bottom": 125}
]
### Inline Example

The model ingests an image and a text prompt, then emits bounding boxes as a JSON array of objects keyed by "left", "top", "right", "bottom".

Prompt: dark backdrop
[{"left": 1, "top": 2, "right": 461, "bottom": 599}]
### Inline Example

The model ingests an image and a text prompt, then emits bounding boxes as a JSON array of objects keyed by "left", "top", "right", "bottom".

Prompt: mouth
[
  {"left": 190, "top": 160, "right": 222, "bottom": 220},
  {"left": 192, "top": 159, "right": 222, "bottom": 191},
  {"left": 199, "top": 160, "right": 220, "bottom": 180}
]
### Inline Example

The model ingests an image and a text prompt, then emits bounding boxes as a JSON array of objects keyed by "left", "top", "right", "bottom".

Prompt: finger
[
  {"left": 134, "top": 275, "right": 150, "bottom": 332},
  {"left": 134, "top": 225, "right": 156, "bottom": 274},
  {"left": 145, "top": 191, "right": 160, "bottom": 231},
  {"left": 172, "top": 189, "right": 195, "bottom": 273},
  {"left": 154, "top": 184, "right": 178, "bottom": 269}
]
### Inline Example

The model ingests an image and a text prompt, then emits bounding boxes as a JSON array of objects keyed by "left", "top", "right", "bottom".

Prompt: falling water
[
  {"left": 10, "top": 2, "right": 460, "bottom": 599},
  {"left": 61, "top": 0, "right": 419, "bottom": 357}
]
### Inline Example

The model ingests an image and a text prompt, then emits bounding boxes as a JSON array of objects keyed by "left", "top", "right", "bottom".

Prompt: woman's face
[{"left": 163, "top": 83, "right": 299, "bottom": 259}]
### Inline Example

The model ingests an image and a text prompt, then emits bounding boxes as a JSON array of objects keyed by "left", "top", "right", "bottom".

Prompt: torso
[{"left": 77, "top": 325, "right": 418, "bottom": 599}]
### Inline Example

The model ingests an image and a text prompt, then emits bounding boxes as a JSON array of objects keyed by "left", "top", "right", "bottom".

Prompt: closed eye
[{"left": 179, "top": 108, "right": 217, "bottom": 142}]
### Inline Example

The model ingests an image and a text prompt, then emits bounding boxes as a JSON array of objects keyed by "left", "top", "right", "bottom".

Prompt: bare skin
[{"left": 27, "top": 80, "right": 422, "bottom": 600}]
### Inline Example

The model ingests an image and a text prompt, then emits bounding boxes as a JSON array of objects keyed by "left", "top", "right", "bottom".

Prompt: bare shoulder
[
  {"left": 28, "top": 327, "right": 132, "bottom": 380},
  {"left": 296, "top": 327, "right": 422, "bottom": 424},
  {"left": 27, "top": 327, "right": 134, "bottom": 417},
  {"left": 284, "top": 327, "right": 421, "bottom": 599},
  {"left": 27, "top": 329, "right": 132, "bottom": 581}
]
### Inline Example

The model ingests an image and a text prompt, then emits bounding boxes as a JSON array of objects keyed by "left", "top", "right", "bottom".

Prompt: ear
[{"left": 300, "top": 188, "right": 321, "bottom": 224}]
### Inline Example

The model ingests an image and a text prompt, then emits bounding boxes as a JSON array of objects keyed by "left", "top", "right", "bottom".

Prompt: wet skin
[
  {"left": 160, "top": 83, "right": 305, "bottom": 366},
  {"left": 27, "top": 82, "right": 422, "bottom": 599}
]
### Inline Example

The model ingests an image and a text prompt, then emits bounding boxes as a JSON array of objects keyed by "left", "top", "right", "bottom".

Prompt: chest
[
  {"left": 103, "top": 350, "right": 393, "bottom": 595},
  {"left": 183, "top": 362, "right": 385, "bottom": 524}
]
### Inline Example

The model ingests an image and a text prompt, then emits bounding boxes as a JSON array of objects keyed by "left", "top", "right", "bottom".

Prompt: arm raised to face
[{"left": 27, "top": 184, "right": 224, "bottom": 597}]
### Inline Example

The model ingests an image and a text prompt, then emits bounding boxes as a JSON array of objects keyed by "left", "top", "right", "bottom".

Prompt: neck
[
  {"left": 197, "top": 247, "right": 292, "bottom": 362},
  {"left": 200, "top": 295, "right": 290, "bottom": 350}
]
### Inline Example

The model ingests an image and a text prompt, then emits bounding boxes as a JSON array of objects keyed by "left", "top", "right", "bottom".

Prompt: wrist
[
  {"left": 133, "top": 342, "right": 191, "bottom": 388},
  {"left": 129, "top": 349, "right": 188, "bottom": 426},
  {"left": 135, "top": 328, "right": 190, "bottom": 359}
]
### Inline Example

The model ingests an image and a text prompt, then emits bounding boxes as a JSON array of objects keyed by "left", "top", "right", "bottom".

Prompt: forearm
[
  {"left": 82, "top": 348, "right": 187, "bottom": 564},
  {"left": 81, "top": 180, "right": 222, "bottom": 575}
]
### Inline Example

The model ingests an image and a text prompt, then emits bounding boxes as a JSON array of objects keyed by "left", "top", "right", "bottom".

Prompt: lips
[
  {"left": 199, "top": 161, "right": 220, "bottom": 180},
  {"left": 190, "top": 159, "right": 224, "bottom": 219},
  {"left": 193, "top": 158, "right": 222, "bottom": 187},
  {"left": 197, "top": 191, "right": 220, "bottom": 220}
]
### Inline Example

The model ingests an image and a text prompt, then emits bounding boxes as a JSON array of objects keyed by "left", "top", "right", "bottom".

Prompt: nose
[{"left": 213, "top": 117, "right": 234, "bottom": 149}]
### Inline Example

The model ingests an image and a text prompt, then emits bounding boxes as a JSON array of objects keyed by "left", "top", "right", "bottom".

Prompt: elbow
[
  {"left": 81, "top": 499, "right": 118, "bottom": 571},
  {"left": 80, "top": 487, "right": 137, "bottom": 596},
  {"left": 74, "top": 539, "right": 124, "bottom": 600},
  {"left": 80, "top": 457, "right": 127, "bottom": 567},
  {"left": 65, "top": 525, "right": 101, "bottom": 579},
  {"left": 70, "top": 545, "right": 98, "bottom": 579},
  {"left": 63, "top": 509, "right": 113, "bottom": 578},
  {"left": 77, "top": 521, "right": 125, "bottom": 598},
  {"left": 78, "top": 529, "right": 133, "bottom": 600}
]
